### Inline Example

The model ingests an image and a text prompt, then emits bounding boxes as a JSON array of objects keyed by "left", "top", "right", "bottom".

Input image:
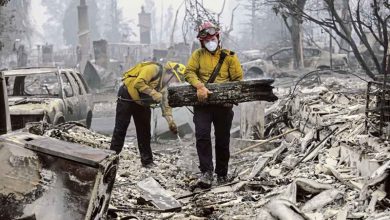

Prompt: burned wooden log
[{"left": 168, "top": 79, "right": 278, "bottom": 107}]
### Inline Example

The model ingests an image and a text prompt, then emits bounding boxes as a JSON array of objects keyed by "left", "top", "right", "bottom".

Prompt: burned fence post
[
  {"left": 16, "top": 45, "right": 28, "bottom": 67},
  {"left": 365, "top": 79, "right": 390, "bottom": 139},
  {"left": 41, "top": 44, "right": 53, "bottom": 65},
  {"left": 0, "top": 72, "right": 11, "bottom": 135}
]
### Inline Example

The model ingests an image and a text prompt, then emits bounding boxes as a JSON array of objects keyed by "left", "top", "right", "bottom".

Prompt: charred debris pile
[{"left": 27, "top": 71, "right": 390, "bottom": 219}]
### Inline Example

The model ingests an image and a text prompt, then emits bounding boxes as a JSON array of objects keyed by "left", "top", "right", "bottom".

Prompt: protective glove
[
  {"left": 195, "top": 83, "right": 212, "bottom": 102},
  {"left": 166, "top": 116, "right": 178, "bottom": 134},
  {"left": 149, "top": 89, "right": 163, "bottom": 103},
  {"left": 169, "top": 121, "right": 178, "bottom": 134}
]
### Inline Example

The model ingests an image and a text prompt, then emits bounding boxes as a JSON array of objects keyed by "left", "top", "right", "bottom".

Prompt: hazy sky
[
  {"left": 30, "top": 0, "right": 46, "bottom": 34},
  {"left": 118, "top": 0, "right": 236, "bottom": 25},
  {"left": 30, "top": 0, "right": 240, "bottom": 43}
]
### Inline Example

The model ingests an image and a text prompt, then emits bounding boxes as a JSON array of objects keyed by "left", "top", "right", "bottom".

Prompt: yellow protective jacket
[
  {"left": 184, "top": 48, "right": 243, "bottom": 86},
  {"left": 122, "top": 63, "right": 172, "bottom": 117}
]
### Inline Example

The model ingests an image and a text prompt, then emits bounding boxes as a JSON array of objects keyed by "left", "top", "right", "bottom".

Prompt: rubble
[
  {"left": 104, "top": 71, "right": 390, "bottom": 219},
  {"left": 26, "top": 121, "right": 111, "bottom": 149},
  {"left": 8, "top": 71, "right": 390, "bottom": 219}
]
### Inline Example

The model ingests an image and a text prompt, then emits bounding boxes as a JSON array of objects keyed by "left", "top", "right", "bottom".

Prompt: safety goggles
[{"left": 198, "top": 27, "right": 219, "bottom": 38}]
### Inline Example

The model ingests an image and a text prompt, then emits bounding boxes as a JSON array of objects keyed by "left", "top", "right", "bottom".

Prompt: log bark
[{"left": 168, "top": 79, "right": 278, "bottom": 107}]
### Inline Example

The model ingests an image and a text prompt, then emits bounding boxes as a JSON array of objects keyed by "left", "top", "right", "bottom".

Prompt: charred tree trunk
[
  {"left": 168, "top": 79, "right": 278, "bottom": 107},
  {"left": 279, "top": 0, "right": 307, "bottom": 69},
  {"left": 339, "top": 0, "right": 352, "bottom": 54},
  {"left": 291, "top": 17, "right": 304, "bottom": 69},
  {"left": 169, "top": 1, "right": 184, "bottom": 47}
]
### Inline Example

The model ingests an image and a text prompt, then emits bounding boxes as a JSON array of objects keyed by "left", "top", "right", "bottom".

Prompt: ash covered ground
[{"left": 25, "top": 71, "right": 390, "bottom": 219}]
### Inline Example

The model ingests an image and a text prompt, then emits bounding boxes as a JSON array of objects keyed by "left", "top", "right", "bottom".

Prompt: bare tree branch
[
  {"left": 321, "top": 27, "right": 353, "bottom": 53},
  {"left": 268, "top": 0, "right": 388, "bottom": 79},
  {"left": 170, "top": 0, "right": 185, "bottom": 47},
  {"left": 217, "top": 0, "right": 226, "bottom": 24},
  {"left": 297, "top": 0, "right": 377, "bottom": 78},
  {"left": 361, "top": 22, "right": 384, "bottom": 47},
  {"left": 281, "top": 14, "right": 292, "bottom": 33},
  {"left": 355, "top": 0, "right": 382, "bottom": 73},
  {"left": 0, "top": 0, "right": 10, "bottom": 6},
  {"left": 226, "top": 4, "right": 240, "bottom": 35},
  {"left": 373, "top": 0, "right": 384, "bottom": 42}
]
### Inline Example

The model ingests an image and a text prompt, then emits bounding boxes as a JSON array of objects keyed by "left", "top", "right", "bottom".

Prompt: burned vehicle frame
[
  {"left": 266, "top": 47, "right": 349, "bottom": 70},
  {"left": 2, "top": 67, "right": 94, "bottom": 130},
  {"left": 241, "top": 47, "right": 349, "bottom": 79}
]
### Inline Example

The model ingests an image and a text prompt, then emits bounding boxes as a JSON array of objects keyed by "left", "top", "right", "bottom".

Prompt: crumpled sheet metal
[
  {"left": 136, "top": 177, "right": 182, "bottom": 211},
  {"left": 0, "top": 131, "right": 118, "bottom": 220}
]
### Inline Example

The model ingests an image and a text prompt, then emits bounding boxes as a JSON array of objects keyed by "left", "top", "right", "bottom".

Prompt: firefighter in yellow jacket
[
  {"left": 184, "top": 21, "right": 243, "bottom": 188},
  {"left": 111, "top": 61, "right": 186, "bottom": 168}
]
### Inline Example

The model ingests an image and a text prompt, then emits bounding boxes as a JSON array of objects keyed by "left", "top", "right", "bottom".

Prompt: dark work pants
[
  {"left": 110, "top": 85, "right": 153, "bottom": 165},
  {"left": 194, "top": 105, "right": 234, "bottom": 176}
]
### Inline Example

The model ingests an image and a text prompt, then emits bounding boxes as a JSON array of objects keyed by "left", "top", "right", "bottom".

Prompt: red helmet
[{"left": 197, "top": 21, "right": 220, "bottom": 41}]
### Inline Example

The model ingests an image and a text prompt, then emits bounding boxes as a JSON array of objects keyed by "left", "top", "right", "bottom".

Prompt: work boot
[
  {"left": 196, "top": 172, "right": 213, "bottom": 189},
  {"left": 142, "top": 162, "right": 156, "bottom": 169},
  {"left": 217, "top": 175, "right": 229, "bottom": 185}
]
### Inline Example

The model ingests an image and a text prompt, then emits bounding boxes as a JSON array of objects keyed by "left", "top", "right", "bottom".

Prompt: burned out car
[
  {"left": 266, "top": 47, "right": 348, "bottom": 70},
  {"left": 2, "top": 67, "right": 94, "bottom": 130},
  {"left": 241, "top": 58, "right": 275, "bottom": 79},
  {"left": 241, "top": 47, "right": 349, "bottom": 78}
]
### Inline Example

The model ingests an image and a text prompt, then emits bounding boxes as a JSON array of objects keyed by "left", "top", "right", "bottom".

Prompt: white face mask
[{"left": 205, "top": 40, "right": 218, "bottom": 52}]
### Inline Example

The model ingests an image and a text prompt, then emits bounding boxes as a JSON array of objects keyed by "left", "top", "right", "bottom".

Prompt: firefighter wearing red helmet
[
  {"left": 184, "top": 21, "right": 243, "bottom": 188},
  {"left": 197, "top": 21, "right": 221, "bottom": 49}
]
